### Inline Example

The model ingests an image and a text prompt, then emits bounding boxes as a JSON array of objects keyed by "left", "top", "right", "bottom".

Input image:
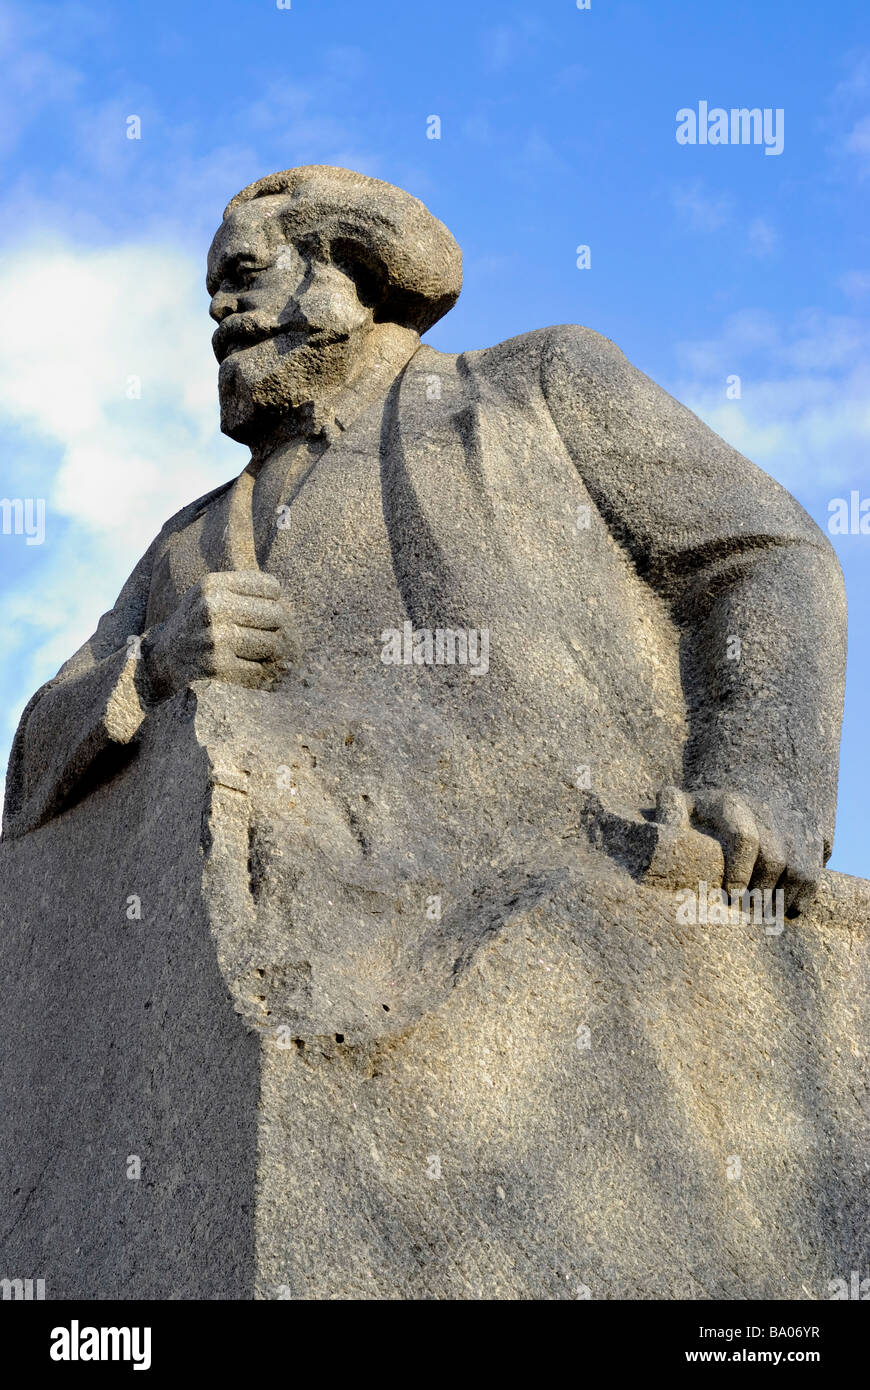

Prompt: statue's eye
[
  {"left": 233, "top": 264, "right": 261, "bottom": 289},
  {"left": 223, "top": 258, "right": 265, "bottom": 291}
]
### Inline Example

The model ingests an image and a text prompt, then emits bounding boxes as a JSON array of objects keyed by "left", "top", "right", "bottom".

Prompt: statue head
[{"left": 207, "top": 166, "right": 462, "bottom": 445}]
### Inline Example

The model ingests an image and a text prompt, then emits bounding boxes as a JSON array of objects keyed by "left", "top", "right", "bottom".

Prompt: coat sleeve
[
  {"left": 2, "top": 535, "right": 161, "bottom": 839},
  {"left": 539, "top": 323, "right": 847, "bottom": 859},
  {"left": 2, "top": 480, "right": 234, "bottom": 840}
]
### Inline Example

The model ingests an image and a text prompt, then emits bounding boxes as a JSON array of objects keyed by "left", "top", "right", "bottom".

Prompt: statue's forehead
[{"left": 207, "top": 195, "right": 302, "bottom": 285}]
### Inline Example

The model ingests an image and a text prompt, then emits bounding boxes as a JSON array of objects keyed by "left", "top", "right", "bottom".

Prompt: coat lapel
[
  {"left": 144, "top": 478, "right": 243, "bottom": 630},
  {"left": 215, "top": 465, "right": 258, "bottom": 571}
]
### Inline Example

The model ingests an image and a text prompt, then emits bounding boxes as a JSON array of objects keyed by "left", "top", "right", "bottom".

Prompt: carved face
[{"left": 207, "top": 194, "right": 379, "bottom": 444}]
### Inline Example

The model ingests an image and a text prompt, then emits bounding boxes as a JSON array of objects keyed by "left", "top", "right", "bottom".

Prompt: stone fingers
[
  {"left": 231, "top": 624, "right": 285, "bottom": 662},
  {"left": 691, "top": 790, "right": 759, "bottom": 895}
]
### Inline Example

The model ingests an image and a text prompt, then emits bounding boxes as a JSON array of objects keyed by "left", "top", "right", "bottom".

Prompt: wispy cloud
[
  {"left": 0, "top": 2, "right": 83, "bottom": 158},
  {"left": 669, "top": 184, "right": 780, "bottom": 260},
  {"left": 670, "top": 181, "right": 733, "bottom": 233},
  {"left": 0, "top": 240, "right": 237, "bottom": 541},
  {"left": 824, "top": 50, "right": 870, "bottom": 178},
  {"left": 0, "top": 238, "right": 241, "bottom": 767},
  {"left": 839, "top": 270, "right": 870, "bottom": 298},
  {"left": 747, "top": 216, "right": 778, "bottom": 258},
  {"left": 845, "top": 114, "right": 870, "bottom": 178},
  {"left": 480, "top": 14, "right": 547, "bottom": 74},
  {"left": 0, "top": 27, "right": 383, "bottom": 249},
  {"left": 672, "top": 307, "right": 870, "bottom": 491}
]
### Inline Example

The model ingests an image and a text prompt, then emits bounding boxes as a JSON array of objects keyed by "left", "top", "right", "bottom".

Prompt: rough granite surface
[
  {"left": 0, "top": 683, "right": 866, "bottom": 1299},
  {"left": 0, "top": 167, "right": 865, "bottom": 1299}
]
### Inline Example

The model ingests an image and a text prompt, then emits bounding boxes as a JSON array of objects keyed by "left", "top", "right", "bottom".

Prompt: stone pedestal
[
  {"left": 0, "top": 689, "right": 259, "bottom": 1300},
  {"left": 1, "top": 682, "right": 868, "bottom": 1299}
]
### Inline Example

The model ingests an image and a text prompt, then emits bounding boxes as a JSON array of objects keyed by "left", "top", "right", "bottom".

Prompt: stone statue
[
  {"left": 4, "top": 166, "right": 845, "bottom": 900},
  {"left": 1, "top": 169, "right": 864, "bottom": 1300}
]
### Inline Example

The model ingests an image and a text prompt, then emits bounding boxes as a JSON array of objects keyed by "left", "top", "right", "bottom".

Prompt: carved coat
[{"left": 3, "top": 326, "right": 845, "bottom": 861}]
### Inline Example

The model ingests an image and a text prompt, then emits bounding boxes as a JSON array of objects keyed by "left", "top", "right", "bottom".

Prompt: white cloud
[
  {"left": 839, "top": 269, "right": 870, "bottom": 298},
  {"left": 671, "top": 181, "right": 732, "bottom": 232},
  {"left": 845, "top": 114, "right": 870, "bottom": 167},
  {"left": 0, "top": 239, "right": 239, "bottom": 543},
  {"left": 0, "top": 19, "right": 383, "bottom": 251},
  {"left": 832, "top": 51, "right": 870, "bottom": 102},
  {"left": 0, "top": 238, "right": 242, "bottom": 777},
  {"left": 747, "top": 217, "right": 778, "bottom": 258},
  {"left": 825, "top": 53, "right": 870, "bottom": 179},
  {"left": 669, "top": 187, "right": 780, "bottom": 259},
  {"left": 672, "top": 307, "right": 870, "bottom": 492},
  {"left": 481, "top": 16, "right": 545, "bottom": 73},
  {"left": 0, "top": 3, "right": 83, "bottom": 158},
  {"left": 839, "top": 271, "right": 870, "bottom": 301}
]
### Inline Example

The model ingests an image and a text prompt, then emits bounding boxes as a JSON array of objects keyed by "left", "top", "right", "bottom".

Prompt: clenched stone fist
[{"left": 144, "top": 570, "right": 293, "bottom": 698}]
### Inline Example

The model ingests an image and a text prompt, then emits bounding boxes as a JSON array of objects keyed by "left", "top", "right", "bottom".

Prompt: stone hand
[
  {"left": 659, "top": 786, "right": 825, "bottom": 916},
  {"left": 144, "top": 570, "right": 291, "bottom": 698}
]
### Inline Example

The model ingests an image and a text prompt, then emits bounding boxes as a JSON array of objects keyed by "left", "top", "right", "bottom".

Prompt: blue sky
[{"left": 0, "top": 0, "right": 867, "bottom": 873}]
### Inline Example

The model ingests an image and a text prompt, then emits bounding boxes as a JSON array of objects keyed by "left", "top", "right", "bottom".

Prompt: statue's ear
[{"left": 327, "top": 235, "right": 390, "bottom": 314}]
